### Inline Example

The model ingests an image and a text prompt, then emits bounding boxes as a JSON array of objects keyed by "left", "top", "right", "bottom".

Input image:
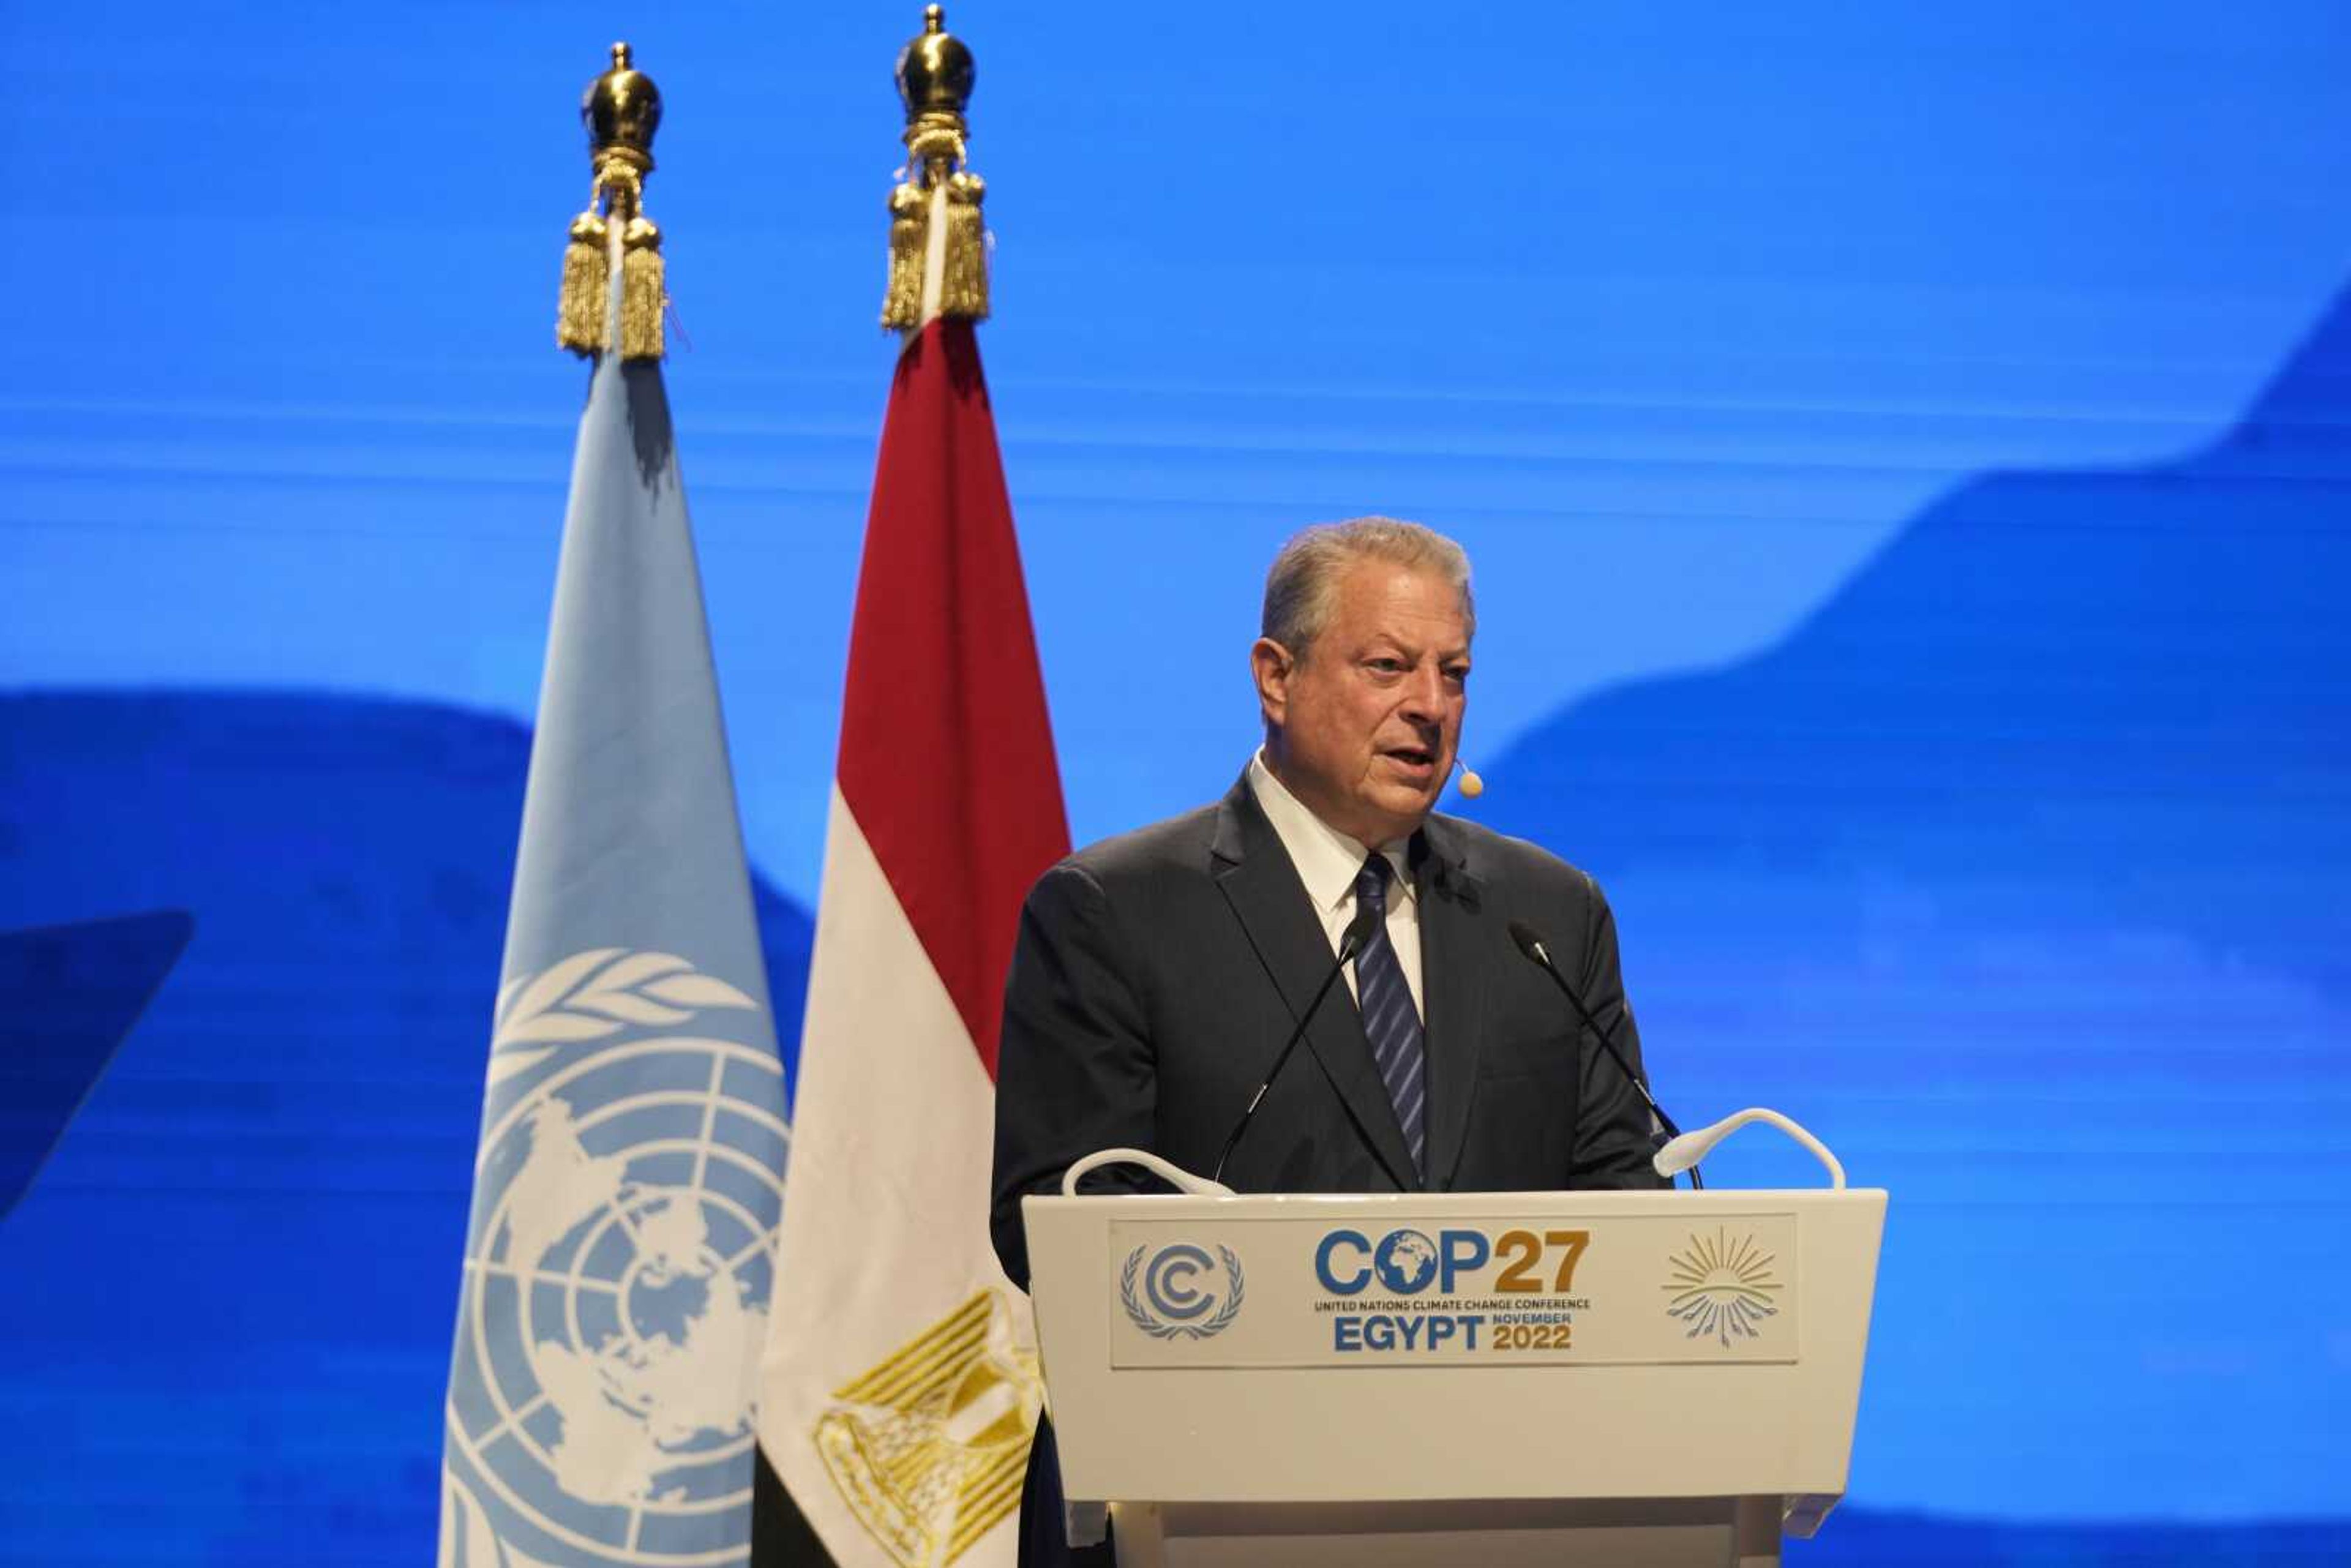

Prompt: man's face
[{"left": 1253, "top": 559, "right": 1472, "bottom": 847}]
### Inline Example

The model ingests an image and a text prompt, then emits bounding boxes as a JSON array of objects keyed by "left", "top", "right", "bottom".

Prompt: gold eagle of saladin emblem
[{"left": 816, "top": 1288, "right": 1043, "bottom": 1566}]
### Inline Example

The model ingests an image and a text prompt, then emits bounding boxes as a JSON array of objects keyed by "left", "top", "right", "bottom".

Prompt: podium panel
[
  {"left": 1022, "top": 1186, "right": 1885, "bottom": 1561},
  {"left": 1108, "top": 1496, "right": 1786, "bottom": 1568}
]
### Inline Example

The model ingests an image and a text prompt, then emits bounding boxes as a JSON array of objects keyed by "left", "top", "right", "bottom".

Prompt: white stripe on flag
[{"left": 760, "top": 784, "right": 1029, "bottom": 1568}]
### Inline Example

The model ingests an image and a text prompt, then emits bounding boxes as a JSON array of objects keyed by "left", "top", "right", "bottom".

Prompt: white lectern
[{"left": 1022, "top": 1171, "right": 1884, "bottom": 1567}]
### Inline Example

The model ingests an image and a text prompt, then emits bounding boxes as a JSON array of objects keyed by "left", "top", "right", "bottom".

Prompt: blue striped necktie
[{"left": 1353, "top": 853, "right": 1427, "bottom": 1179}]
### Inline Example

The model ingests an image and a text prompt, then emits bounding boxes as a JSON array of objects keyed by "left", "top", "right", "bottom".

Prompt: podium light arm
[
  {"left": 1062, "top": 1147, "right": 1237, "bottom": 1198},
  {"left": 1651, "top": 1107, "right": 1847, "bottom": 1189}
]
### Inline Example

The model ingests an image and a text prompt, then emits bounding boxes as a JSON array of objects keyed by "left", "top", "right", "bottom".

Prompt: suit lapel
[
  {"left": 1209, "top": 776, "right": 1419, "bottom": 1193},
  {"left": 1414, "top": 816, "right": 1489, "bottom": 1192}
]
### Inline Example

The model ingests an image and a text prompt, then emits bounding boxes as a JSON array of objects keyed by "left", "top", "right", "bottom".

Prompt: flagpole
[
  {"left": 885, "top": 3, "right": 990, "bottom": 331},
  {"left": 557, "top": 41, "right": 667, "bottom": 361},
  {"left": 441, "top": 46, "right": 791, "bottom": 1568},
  {"left": 756, "top": 10, "right": 1070, "bottom": 1565}
]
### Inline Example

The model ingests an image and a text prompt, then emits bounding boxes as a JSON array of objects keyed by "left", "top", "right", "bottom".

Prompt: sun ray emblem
[{"left": 1663, "top": 1228, "right": 1783, "bottom": 1346}]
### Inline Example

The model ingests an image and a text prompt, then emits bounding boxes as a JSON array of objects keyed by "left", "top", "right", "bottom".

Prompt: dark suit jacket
[{"left": 990, "top": 770, "right": 1666, "bottom": 1289}]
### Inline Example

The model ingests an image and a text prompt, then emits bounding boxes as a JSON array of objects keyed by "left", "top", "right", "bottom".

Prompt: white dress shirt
[{"left": 1247, "top": 751, "right": 1425, "bottom": 1019}]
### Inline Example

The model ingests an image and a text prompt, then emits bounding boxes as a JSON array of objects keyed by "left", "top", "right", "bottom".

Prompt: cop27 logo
[{"left": 1120, "top": 1243, "right": 1246, "bottom": 1340}]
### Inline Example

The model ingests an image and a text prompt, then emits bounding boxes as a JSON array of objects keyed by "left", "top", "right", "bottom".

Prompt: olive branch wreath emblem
[
  {"left": 1120, "top": 1244, "right": 1247, "bottom": 1340},
  {"left": 488, "top": 948, "right": 759, "bottom": 1086}
]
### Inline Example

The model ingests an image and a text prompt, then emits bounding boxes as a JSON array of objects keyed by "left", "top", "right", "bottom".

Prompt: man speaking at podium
[{"left": 988, "top": 517, "right": 1670, "bottom": 1563}]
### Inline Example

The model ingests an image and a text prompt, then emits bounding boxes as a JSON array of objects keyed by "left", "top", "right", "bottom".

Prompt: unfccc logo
[{"left": 1120, "top": 1242, "right": 1246, "bottom": 1340}]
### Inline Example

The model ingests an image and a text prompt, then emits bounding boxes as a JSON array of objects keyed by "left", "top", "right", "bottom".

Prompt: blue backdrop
[{"left": 2, "top": 3, "right": 2346, "bottom": 1561}]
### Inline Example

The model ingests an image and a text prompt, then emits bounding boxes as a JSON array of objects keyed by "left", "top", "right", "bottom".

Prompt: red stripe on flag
[{"left": 837, "top": 318, "right": 1071, "bottom": 1080}]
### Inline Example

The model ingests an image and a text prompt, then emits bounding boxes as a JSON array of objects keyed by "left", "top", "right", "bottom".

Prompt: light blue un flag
[{"left": 438, "top": 343, "right": 790, "bottom": 1568}]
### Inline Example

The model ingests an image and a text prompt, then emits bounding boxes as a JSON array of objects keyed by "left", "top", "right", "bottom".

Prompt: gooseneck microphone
[
  {"left": 1505, "top": 918, "right": 1700, "bottom": 1188},
  {"left": 1212, "top": 901, "right": 1384, "bottom": 1186}
]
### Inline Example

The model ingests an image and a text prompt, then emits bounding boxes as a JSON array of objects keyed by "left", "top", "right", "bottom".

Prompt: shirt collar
[{"left": 1247, "top": 751, "right": 1415, "bottom": 914}]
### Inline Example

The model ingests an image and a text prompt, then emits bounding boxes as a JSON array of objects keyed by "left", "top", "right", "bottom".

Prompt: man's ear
[{"left": 1250, "top": 637, "right": 1294, "bottom": 728}]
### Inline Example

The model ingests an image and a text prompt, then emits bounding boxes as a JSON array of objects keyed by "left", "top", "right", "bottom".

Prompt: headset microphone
[{"left": 1452, "top": 756, "right": 1485, "bottom": 799}]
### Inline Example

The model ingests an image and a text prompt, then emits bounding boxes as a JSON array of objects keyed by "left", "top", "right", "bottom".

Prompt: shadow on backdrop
[
  {"left": 0, "top": 692, "right": 811, "bottom": 1566},
  {"left": 1485, "top": 284, "right": 2351, "bottom": 1523},
  {"left": 0, "top": 910, "right": 192, "bottom": 1218}
]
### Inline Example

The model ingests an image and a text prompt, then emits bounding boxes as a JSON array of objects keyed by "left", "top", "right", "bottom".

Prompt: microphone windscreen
[
  {"left": 1458, "top": 766, "right": 1484, "bottom": 798},
  {"left": 1505, "top": 919, "right": 1549, "bottom": 966}
]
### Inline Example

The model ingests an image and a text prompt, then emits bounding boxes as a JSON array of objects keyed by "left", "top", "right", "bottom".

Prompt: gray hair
[{"left": 1260, "top": 516, "right": 1475, "bottom": 659}]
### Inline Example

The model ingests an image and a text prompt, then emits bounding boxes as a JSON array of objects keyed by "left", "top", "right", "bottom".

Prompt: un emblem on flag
[{"left": 442, "top": 950, "right": 790, "bottom": 1567}]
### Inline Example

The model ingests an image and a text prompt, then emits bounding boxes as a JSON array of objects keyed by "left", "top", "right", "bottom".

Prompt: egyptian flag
[{"left": 752, "top": 154, "right": 1070, "bottom": 1568}]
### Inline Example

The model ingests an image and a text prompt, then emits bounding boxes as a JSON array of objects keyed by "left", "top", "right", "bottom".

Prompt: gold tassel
[
  {"left": 556, "top": 211, "right": 610, "bottom": 354},
  {"left": 881, "top": 181, "right": 928, "bottom": 329},
  {"left": 940, "top": 171, "right": 989, "bottom": 321},
  {"left": 620, "top": 215, "right": 665, "bottom": 361}
]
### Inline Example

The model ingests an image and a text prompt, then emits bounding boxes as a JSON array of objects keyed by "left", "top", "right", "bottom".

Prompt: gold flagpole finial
[
  {"left": 557, "top": 42, "right": 669, "bottom": 360},
  {"left": 883, "top": 6, "right": 989, "bottom": 328}
]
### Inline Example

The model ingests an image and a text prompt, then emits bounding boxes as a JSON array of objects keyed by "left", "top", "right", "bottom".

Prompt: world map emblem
[
  {"left": 442, "top": 950, "right": 790, "bottom": 1568},
  {"left": 1371, "top": 1229, "right": 1438, "bottom": 1294}
]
